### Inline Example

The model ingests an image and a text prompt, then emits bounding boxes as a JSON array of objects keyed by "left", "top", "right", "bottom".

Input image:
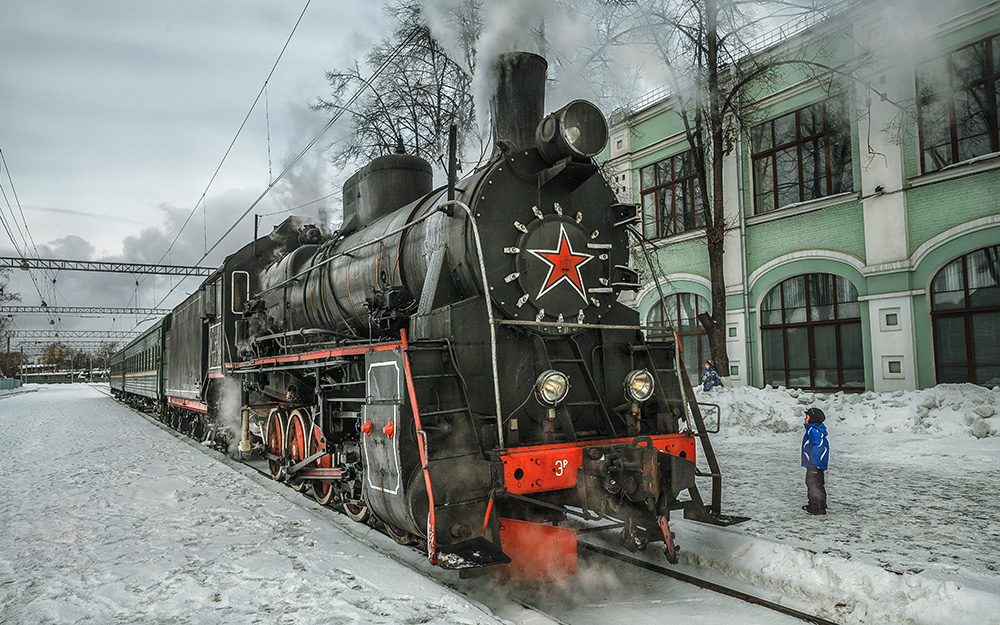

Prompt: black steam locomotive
[{"left": 111, "top": 52, "right": 739, "bottom": 580}]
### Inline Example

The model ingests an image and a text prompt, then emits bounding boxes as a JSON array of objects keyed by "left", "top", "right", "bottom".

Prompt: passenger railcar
[
  {"left": 110, "top": 317, "right": 166, "bottom": 410},
  {"left": 111, "top": 52, "right": 742, "bottom": 581}
]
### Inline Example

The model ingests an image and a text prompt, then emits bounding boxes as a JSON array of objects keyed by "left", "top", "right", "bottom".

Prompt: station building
[{"left": 605, "top": 1, "right": 1000, "bottom": 392}]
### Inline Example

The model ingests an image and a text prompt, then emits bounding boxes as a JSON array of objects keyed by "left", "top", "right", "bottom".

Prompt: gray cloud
[{"left": 1, "top": 1, "right": 392, "bottom": 349}]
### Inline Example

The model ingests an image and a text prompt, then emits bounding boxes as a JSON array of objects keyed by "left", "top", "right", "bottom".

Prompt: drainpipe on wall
[{"left": 735, "top": 126, "right": 754, "bottom": 387}]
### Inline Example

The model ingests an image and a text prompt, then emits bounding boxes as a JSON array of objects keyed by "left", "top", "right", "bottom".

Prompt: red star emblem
[{"left": 528, "top": 224, "right": 593, "bottom": 302}]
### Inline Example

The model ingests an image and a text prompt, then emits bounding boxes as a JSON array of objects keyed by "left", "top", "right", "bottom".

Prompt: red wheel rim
[
  {"left": 309, "top": 423, "right": 334, "bottom": 504},
  {"left": 285, "top": 409, "right": 310, "bottom": 491},
  {"left": 265, "top": 409, "right": 287, "bottom": 480}
]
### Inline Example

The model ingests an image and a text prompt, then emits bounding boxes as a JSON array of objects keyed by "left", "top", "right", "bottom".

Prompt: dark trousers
[{"left": 805, "top": 468, "right": 827, "bottom": 512}]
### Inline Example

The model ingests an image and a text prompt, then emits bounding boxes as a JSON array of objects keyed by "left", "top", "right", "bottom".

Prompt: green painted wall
[
  {"left": 745, "top": 201, "right": 866, "bottom": 275},
  {"left": 608, "top": 5, "right": 1000, "bottom": 391},
  {"left": 906, "top": 170, "right": 1000, "bottom": 255},
  {"left": 640, "top": 236, "right": 711, "bottom": 285}
]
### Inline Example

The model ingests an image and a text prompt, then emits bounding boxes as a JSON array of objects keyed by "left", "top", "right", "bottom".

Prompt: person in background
[
  {"left": 801, "top": 407, "right": 829, "bottom": 515},
  {"left": 701, "top": 360, "right": 722, "bottom": 391}
]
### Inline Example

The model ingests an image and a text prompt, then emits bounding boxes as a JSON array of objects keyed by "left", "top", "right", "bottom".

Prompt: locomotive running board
[
  {"left": 681, "top": 485, "right": 750, "bottom": 526},
  {"left": 435, "top": 537, "right": 511, "bottom": 570}
]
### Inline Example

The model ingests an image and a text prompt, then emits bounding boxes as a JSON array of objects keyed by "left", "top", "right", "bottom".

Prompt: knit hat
[{"left": 805, "top": 407, "right": 826, "bottom": 424}]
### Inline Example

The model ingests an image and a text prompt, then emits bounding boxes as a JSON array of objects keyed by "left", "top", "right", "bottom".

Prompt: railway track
[
  {"left": 575, "top": 536, "right": 841, "bottom": 625},
  {"left": 112, "top": 391, "right": 840, "bottom": 625}
]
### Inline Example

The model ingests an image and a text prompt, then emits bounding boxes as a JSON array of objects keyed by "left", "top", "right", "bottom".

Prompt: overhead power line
[
  {"left": 138, "top": 27, "right": 424, "bottom": 326},
  {"left": 152, "top": 0, "right": 314, "bottom": 268},
  {"left": 0, "top": 147, "right": 60, "bottom": 325},
  {"left": 0, "top": 257, "right": 215, "bottom": 276},
  {"left": 14, "top": 341, "right": 123, "bottom": 354}
]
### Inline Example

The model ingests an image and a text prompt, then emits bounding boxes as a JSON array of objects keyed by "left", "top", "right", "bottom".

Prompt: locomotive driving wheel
[
  {"left": 343, "top": 501, "right": 371, "bottom": 523},
  {"left": 264, "top": 409, "right": 288, "bottom": 481},
  {"left": 186, "top": 412, "right": 204, "bottom": 441},
  {"left": 285, "top": 409, "right": 311, "bottom": 492},
  {"left": 307, "top": 423, "right": 335, "bottom": 505},
  {"left": 384, "top": 524, "right": 415, "bottom": 545}
]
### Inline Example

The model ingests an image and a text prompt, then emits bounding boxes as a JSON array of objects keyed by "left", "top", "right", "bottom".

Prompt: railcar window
[
  {"left": 232, "top": 271, "right": 250, "bottom": 314},
  {"left": 204, "top": 280, "right": 217, "bottom": 318},
  {"left": 216, "top": 280, "right": 224, "bottom": 320}
]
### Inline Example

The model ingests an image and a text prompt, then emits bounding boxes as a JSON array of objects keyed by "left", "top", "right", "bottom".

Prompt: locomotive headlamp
[
  {"left": 535, "top": 370, "right": 570, "bottom": 406},
  {"left": 536, "top": 100, "right": 609, "bottom": 163},
  {"left": 624, "top": 369, "right": 655, "bottom": 403}
]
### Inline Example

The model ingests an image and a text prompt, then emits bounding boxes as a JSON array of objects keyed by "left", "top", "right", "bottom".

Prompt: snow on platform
[
  {"left": 0, "top": 384, "right": 505, "bottom": 625},
  {"left": 2, "top": 382, "right": 999, "bottom": 625},
  {"left": 693, "top": 382, "right": 1000, "bottom": 625}
]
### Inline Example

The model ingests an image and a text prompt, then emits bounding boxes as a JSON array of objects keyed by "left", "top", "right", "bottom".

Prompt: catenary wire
[{"left": 132, "top": 26, "right": 423, "bottom": 329}]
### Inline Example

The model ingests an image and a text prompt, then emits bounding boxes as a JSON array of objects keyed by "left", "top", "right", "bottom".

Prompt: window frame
[
  {"left": 760, "top": 273, "right": 864, "bottom": 391},
  {"left": 646, "top": 292, "right": 711, "bottom": 381},
  {"left": 750, "top": 95, "right": 854, "bottom": 214},
  {"left": 916, "top": 34, "right": 1000, "bottom": 174},
  {"left": 639, "top": 150, "right": 705, "bottom": 240},
  {"left": 231, "top": 270, "right": 250, "bottom": 314},
  {"left": 930, "top": 245, "right": 1000, "bottom": 385}
]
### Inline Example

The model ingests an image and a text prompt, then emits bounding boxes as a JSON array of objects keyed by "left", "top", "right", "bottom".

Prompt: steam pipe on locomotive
[{"left": 229, "top": 51, "right": 744, "bottom": 579}]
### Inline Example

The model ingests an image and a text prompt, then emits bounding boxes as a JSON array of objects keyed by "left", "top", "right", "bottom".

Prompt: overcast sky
[{"left": 1, "top": 1, "right": 394, "bottom": 346}]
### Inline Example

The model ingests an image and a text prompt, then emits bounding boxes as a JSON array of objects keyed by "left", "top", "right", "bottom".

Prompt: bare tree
[
  {"left": 0, "top": 268, "right": 20, "bottom": 359},
  {"left": 588, "top": 0, "right": 864, "bottom": 377},
  {"left": 314, "top": 0, "right": 480, "bottom": 169}
]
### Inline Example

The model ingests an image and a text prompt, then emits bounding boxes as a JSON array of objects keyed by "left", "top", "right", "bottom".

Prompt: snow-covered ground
[
  {"left": 0, "top": 384, "right": 505, "bottom": 625},
  {"left": 687, "top": 382, "right": 1000, "bottom": 624},
  {"left": 1, "top": 382, "right": 998, "bottom": 625}
]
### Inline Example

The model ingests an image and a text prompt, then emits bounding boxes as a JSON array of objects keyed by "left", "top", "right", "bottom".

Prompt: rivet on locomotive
[{"left": 110, "top": 52, "right": 745, "bottom": 581}]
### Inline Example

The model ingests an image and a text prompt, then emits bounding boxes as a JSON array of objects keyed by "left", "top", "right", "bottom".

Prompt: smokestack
[{"left": 491, "top": 52, "right": 547, "bottom": 152}]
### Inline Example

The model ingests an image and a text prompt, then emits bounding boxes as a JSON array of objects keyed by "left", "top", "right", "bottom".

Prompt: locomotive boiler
[{"left": 114, "top": 51, "right": 741, "bottom": 581}]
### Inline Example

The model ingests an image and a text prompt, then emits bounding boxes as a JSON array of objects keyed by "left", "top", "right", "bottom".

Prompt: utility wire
[
  {"left": 151, "top": 0, "right": 314, "bottom": 269},
  {"left": 133, "top": 26, "right": 423, "bottom": 328},
  {"left": 257, "top": 191, "right": 339, "bottom": 217},
  {"left": 121, "top": 0, "right": 314, "bottom": 318},
  {"left": 0, "top": 148, "right": 59, "bottom": 327}
]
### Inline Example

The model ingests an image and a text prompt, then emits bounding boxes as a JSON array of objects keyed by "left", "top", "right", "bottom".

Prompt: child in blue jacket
[
  {"left": 801, "top": 407, "right": 829, "bottom": 515},
  {"left": 701, "top": 360, "right": 722, "bottom": 391}
]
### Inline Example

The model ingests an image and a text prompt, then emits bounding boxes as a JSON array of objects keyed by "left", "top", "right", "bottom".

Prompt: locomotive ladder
[
  {"left": 533, "top": 335, "right": 616, "bottom": 439},
  {"left": 403, "top": 338, "right": 509, "bottom": 567},
  {"left": 633, "top": 339, "right": 746, "bottom": 526}
]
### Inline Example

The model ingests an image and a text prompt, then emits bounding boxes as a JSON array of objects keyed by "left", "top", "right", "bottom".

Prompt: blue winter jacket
[
  {"left": 801, "top": 422, "right": 829, "bottom": 470},
  {"left": 701, "top": 367, "right": 722, "bottom": 391}
]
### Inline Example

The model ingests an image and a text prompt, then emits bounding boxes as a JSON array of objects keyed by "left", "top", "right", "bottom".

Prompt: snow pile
[
  {"left": 696, "top": 383, "right": 1000, "bottom": 439},
  {"left": 666, "top": 519, "right": 1000, "bottom": 625}
]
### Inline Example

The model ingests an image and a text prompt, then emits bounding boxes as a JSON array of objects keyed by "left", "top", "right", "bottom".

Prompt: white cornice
[
  {"left": 748, "top": 249, "right": 867, "bottom": 291},
  {"left": 634, "top": 273, "right": 712, "bottom": 307},
  {"left": 746, "top": 192, "right": 859, "bottom": 226},
  {"left": 910, "top": 214, "right": 1000, "bottom": 270}
]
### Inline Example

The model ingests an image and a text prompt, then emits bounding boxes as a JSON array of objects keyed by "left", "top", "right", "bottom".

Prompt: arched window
[
  {"left": 930, "top": 245, "right": 1000, "bottom": 385},
  {"left": 760, "top": 273, "right": 864, "bottom": 391},
  {"left": 646, "top": 292, "right": 711, "bottom": 382}
]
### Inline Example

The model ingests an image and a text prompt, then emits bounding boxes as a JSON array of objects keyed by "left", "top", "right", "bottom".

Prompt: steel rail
[{"left": 578, "top": 540, "right": 842, "bottom": 625}]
